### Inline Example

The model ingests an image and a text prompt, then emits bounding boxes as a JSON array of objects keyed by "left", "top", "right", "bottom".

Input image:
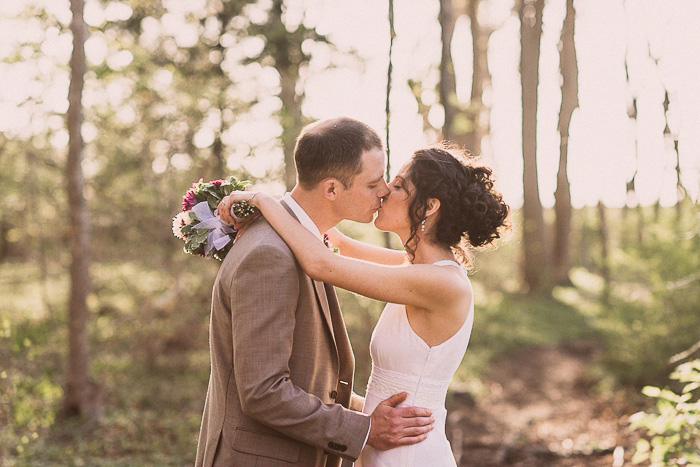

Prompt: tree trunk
[
  {"left": 0, "top": 216, "right": 8, "bottom": 261},
  {"left": 211, "top": 96, "right": 226, "bottom": 178},
  {"left": 439, "top": 0, "right": 459, "bottom": 143},
  {"left": 674, "top": 137, "right": 683, "bottom": 223},
  {"left": 64, "top": 0, "right": 97, "bottom": 418},
  {"left": 383, "top": 0, "right": 396, "bottom": 249},
  {"left": 279, "top": 71, "right": 302, "bottom": 191},
  {"left": 465, "top": 0, "right": 489, "bottom": 156},
  {"left": 597, "top": 201, "right": 610, "bottom": 304},
  {"left": 520, "top": 0, "right": 548, "bottom": 293},
  {"left": 264, "top": 0, "right": 304, "bottom": 191},
  {"left": 661, "top": 91, "right": 685, "bottom": 222},
  {"left": 553, "top": 0, "right": 578, "bottom": 285},
  {"left": 623, "top": 34, "right": 641, "bottom": 242}
]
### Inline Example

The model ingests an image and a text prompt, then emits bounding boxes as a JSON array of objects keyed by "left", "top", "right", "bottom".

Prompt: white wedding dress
[{"left": 357, "top": 260, "right": 474, "bottom": 467}]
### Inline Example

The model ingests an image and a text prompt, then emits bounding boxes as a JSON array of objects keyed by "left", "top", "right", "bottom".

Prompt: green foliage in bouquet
[
  {"left": 173, "top": 176, "right": 258, "bottom": 261},
  {"left": 629, "top": 358, "right": 700, "bottom": 466}
]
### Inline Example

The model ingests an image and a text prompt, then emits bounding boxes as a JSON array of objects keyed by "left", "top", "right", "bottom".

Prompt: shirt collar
[{"left": 282, "top": 192, "right": 323, "bottom": 241}]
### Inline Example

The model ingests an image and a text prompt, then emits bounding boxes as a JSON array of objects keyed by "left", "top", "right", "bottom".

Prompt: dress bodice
[{"left": 366, "top": 260, "right": 474, "bottom": 409}]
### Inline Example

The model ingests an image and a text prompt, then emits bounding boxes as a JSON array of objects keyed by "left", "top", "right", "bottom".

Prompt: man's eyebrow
[{"left": 369, "top": 174, "right": 385, "bottom": 184}]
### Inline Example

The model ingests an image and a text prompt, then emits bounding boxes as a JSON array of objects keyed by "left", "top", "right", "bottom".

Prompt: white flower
[{"left": 172, "top": 211, "right": 193, "bottom": 239}]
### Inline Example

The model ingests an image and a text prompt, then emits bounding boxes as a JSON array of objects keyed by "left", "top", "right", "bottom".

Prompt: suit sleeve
[{"left": 230, "top": 242, "right": 371, "bottom": 460}]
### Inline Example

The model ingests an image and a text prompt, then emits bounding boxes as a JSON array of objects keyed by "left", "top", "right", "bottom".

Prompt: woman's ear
[
  {"left": 321, "top": 179, "right": 340, "bottom": 200},
  {"left": 426, "top": 198, "right": 441, "bottom": 217}
]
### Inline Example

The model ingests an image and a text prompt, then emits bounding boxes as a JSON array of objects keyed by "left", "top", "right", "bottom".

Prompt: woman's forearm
[{"left": 336, "top": 234, "right": 406, "bottom": 266}]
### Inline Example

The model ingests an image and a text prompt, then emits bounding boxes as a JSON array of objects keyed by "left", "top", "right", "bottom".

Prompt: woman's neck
[{"left": 406, "top": 237, "right": 455, "bottom": 265}]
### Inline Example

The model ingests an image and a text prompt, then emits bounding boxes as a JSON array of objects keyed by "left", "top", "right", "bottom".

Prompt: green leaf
[{"left": 632, "top": 439, "right": 650, "bottom": 464}]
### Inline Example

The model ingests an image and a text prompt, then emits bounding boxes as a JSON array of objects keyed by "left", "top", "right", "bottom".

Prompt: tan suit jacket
[{"left": 195, "top": 201, "right": 370, "bottom": 467}]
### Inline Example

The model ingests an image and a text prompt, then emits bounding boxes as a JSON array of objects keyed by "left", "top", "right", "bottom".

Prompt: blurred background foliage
[{"left": 1, "top": 0, "right": 699, "bottom": 464}]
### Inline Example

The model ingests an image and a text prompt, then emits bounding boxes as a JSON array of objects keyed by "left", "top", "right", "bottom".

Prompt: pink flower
[
  {"left": 182, "top": 189, "right": 197, "bottom": 211},
  {"left": 211, "top": 180, "right": 223, "bottom": 186}
]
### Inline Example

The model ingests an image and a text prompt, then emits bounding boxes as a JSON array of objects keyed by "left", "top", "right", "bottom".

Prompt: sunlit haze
[{"left": 1, "top": 0, "right": 699, "bottom": 208}]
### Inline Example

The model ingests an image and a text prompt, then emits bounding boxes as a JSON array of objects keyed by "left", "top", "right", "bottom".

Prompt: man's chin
[{"left": 347, "top": 212, "right": 377, "bottom": 224}]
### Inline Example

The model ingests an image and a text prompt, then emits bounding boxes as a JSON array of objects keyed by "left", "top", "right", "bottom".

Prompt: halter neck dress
[{"left": 357, "top": 260, "right": 474, "bottom": 467}]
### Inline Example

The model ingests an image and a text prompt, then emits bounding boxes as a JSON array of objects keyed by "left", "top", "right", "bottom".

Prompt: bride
[{"left": 218, "top": 144, "right": 510, "bottom": 466}]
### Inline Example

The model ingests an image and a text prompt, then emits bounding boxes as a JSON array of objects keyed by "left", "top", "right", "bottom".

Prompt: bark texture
[
  {"left": 553, "top": 0, "right": 578, "bottom": 284},
  {"left": 520, "top": 0, "right": 548, "bottom": 292},
  {"left": 64, "top": 0, "right": 97, "bottom": 418}
]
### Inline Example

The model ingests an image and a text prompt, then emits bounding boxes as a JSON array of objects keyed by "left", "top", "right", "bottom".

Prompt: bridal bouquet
[{"left": 172, "top": 176, "right": 258, "bottom": 261}]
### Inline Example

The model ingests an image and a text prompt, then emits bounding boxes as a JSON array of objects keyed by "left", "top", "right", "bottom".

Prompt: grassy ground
[{"left": 1, "top": 260, "right": 215, "bottom": 466}]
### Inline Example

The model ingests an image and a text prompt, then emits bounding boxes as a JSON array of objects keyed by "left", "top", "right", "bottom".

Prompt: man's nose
[{"left": 378, "top": 181, "right": 390, "bottom": 198}]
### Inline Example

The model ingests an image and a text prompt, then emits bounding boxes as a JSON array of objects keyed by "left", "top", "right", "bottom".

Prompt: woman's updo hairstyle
[{"left": 404, "top": 143, "right": 511, "bottom": 265}]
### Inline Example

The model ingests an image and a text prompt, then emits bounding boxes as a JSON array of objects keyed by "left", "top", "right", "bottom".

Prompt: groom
[{"left": 195, "top": 117, "right": 434, "bottom": 467}]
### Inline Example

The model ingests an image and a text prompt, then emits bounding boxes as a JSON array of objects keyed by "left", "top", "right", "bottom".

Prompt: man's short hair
[{"left": 294, "top": 117, "right": 384, "bottom": 188}]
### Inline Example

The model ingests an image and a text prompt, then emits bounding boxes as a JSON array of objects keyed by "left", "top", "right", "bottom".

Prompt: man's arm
[{"left": 230, "top": 242, "right": 370, "bottom": 460}]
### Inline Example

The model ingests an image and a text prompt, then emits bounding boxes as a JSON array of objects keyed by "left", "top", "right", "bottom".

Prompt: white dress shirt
[{"left": 282, "top": 192, "right": 323, "bottom": 241}]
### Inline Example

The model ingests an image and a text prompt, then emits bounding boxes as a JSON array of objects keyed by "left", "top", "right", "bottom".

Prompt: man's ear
[
  {"left": 321, "top": 179, "right": 341, "bottom": 201},
  {"left": 426, "top": 198, "right": 441, "bottom": 217}
]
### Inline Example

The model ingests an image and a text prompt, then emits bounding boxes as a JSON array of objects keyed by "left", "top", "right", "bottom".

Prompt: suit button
[{"left": 329, "top": 390, "right": 338, "bottom": 399}]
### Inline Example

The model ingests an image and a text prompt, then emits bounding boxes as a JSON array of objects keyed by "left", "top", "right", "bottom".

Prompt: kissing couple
[{"left": 194, "top": 117, "right": 510, "bottom": 467}]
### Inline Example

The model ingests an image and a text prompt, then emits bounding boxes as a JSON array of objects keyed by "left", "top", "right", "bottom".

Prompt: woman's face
[{"left": 373, "top": 162, "right": 414, "bottom": 236}]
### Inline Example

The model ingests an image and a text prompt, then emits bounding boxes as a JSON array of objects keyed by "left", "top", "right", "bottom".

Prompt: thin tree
[
  {"left": 264, "top": 0, "right": 306, "bottom": 191},
  {"left": 250, "top": 0, "right": 329, "bottom": 191},
  {"left": 438, "top": 0, "right": 491, "bottom": 155},
  {"left": 520, "top": 0, "right": 548, "bottom": 292},
  {"left": 552, "top": 0, "right": 578, "bottom": 284},
  {"left": 597, "top": 200, "right": 611, "bottom": 304},
  {"left": 383, "top": 0, "right": 396, "bottom": 249},
  {"left": 64, "top": 0, "right": 98, "bottom": 418},
  {"left": 464, "top": 0, "right": 491, "bottom": 156},
  {"left": 660, "top": 91, "right": 685, "bottom": 221},
  {"left": 439, "top": 0, "right": 459, "bottom": 143},
  {"left": 386, "top": 0, "right": 395, "bottom": 182},
  {"left": 622, "top": 16, "right": 643, "bottom": 244}
]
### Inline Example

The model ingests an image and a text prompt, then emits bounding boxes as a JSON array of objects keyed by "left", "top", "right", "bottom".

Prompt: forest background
[{"left": 1, "top": 0, "right": 699, "bottom": 465}]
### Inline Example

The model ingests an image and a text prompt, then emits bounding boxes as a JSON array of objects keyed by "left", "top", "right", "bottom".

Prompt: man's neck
[{"left": 289, "top": 186, "right": 338, "bottom": 234}]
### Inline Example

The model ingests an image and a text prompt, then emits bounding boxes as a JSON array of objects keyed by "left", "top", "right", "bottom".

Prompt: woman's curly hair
[{"left": 404, "top": 143, "right": 511, "bottom": 266}]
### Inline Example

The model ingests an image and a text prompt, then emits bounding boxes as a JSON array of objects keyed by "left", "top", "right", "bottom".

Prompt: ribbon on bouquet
[{"left": 192, "top": 201, "right": 236, "bottom": 258}]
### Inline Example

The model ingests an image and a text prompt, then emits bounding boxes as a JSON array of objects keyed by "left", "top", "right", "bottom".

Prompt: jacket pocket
[{"left": 231, "top": 428, "right": 300, "bottom": 464}]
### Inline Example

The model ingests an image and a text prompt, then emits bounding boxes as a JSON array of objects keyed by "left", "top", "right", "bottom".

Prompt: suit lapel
[
  {"left": 312, "top": 279, "right": 336, "bottom": 346},
  {"left": 280, "top": 200, "right": 337, "bottom": 348},
  {"left": 325, "top": 284, "right": 354, "bottom": 387}
]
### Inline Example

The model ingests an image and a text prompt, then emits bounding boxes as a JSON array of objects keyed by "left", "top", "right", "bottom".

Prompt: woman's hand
[
  {"left": 324, "top": 227, "right": 345, "bottom": 252},
  {"left": 217, "top": 191, "right": 262, "bottom": 228}
]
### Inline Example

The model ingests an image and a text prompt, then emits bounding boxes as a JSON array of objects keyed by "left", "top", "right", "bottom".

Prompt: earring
[{"left": 421, "top": 219, "right": 426, "bottom": 232}]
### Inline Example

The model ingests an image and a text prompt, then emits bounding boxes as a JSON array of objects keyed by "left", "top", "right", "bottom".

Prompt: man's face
[{"left": 335, "top": 148, "right": 390, "bottom": 223}]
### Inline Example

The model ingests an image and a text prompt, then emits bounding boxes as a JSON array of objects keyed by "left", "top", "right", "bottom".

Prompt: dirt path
[{"left": 446, "top": 345, "right": 640, "bottom": 466}]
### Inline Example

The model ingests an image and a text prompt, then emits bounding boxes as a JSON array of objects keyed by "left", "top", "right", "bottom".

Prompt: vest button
[{"left": 329, "top": 390, "right": 338, "bottom": 399}]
